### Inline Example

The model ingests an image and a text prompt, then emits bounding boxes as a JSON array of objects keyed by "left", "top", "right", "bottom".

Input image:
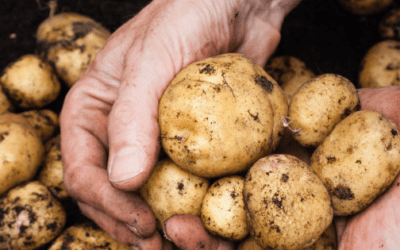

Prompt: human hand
[
  {"left": 335, "top": 86, "right": 400, "bottom": 250},
  {"left": 60, "top": 0, "right": 300, "bottom": 248}
]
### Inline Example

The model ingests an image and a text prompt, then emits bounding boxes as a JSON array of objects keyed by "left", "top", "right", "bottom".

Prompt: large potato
[
  {"left": 36, "top": 12, "right": 111, "bottom": 87},
  {"left": 139, "top": 159, "right": 209, "bottom": 230},
  {"left": 0, "top": 54, "right": 61, "bottom": 109},
  {"left": 159, "top": 53, "right": 287, "bottom": 178},
  {"left": 200, "top": 176, "right": 248, "bottom": 241},
  {"left": 288, "top": 73, "right": 360, "bottom": 148},
  {"left": 244, "top": 154, "right": 333, "bottom": 250},
  {"left": 359, "top": 40, "right": 400, "bottom": 88},
  {"left": 265, "top": 55, "right": 315, "bottom": 103},
  {"left": 0, "top": 181, "right": 66, "bottom": 250},
  {"left": 311, "top": 110, "right": 400, "bottom": 216},
  {"left": 0, "top": 113, "right": 44, "bottom": 196}
]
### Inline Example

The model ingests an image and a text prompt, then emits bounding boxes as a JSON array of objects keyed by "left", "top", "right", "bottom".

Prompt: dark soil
[{"left": 0, "top": 0, "right": 397, "bottom": 248}]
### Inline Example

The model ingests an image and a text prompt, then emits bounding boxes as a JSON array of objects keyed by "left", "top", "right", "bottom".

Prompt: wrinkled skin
[{"left": 60, "top": 0, "right": 400, "bottom": 248}]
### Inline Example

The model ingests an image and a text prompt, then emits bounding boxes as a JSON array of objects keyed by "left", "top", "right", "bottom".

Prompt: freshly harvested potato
[
  {"left": 244, "top": 154, "right": 333, "bottom": 250},
  {"left": 0, "top": 181, "right": 66, "bottom": 250},
  {"left": 20, "top": 109, "right": 59, "bottom": 142},
  {"left": 48, "top": 222, "right": 131, "bottom": 250},
  {"left": 0, "top": 113, "right": 44, "bottom": 196},
  {"left": 36, "top": 12, "right": 111, "bottom": 88},
  {"left": 379, "top": 8, "right": 400, "bottom": 39},
  {"left": 0, "top": 54, "right": 61, "bottom": 109},
  {"left": 359, "top": 40, "right": 400, "bottom": 88},
  {"left": 159, "top": 53, "right": 287, "bottom": 178},
  {"left": 288, "top": 73, "right": 360, "bottom": 148},
  {"left": 38, "top": 135, "right": 68, "bottom": 200},
  {"left": 237, "top": 236, "right": 263, "bottom": 250},
  {"left": 200, "top": 176, "right": 248, "bottom": 241},
  {"left": 0, "top": 85, "right": 14, "bottom": 114},
  {"left": 139, "top": 159, "right": 209, "bottom": 230},
  {"left": 265, "top": 55, "right": 315, "bottom": 103},
  {"left": 310, "top": 110, "right": 400, "bottom": 216},
  {"left": 338, "top": 0, "right": 394, "bottom": 15}
]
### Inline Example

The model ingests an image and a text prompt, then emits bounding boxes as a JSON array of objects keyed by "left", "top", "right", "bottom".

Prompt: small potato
[
  {"left": 0, "top": 54, "right": 61, "bottom": 109},
  {"left": 159, "top": 53, "right": 287, "bottom": 178},
  {"left": 0, "top": 113, "right": 44, "bottom": 196},
  {"left": 289, "top": 73, "right": 360, "bottom": 148},
  {"left": 359, "top": 40, "right": 400, "bottom": 88},
  {"left": 338, "top": 0, "right": 394, "bottom": 15},
  {"left": 237, "top": 236, "right": 263, "bottom": 250},
  {"left": 265, "top": 55, "right": 315, "bottom": 103},
  {"left": 311, "top": 110, "right": 400, "bottom": 216},
  {"left": 0, "top": 181, "right": 66, "bottom": 250},
  {"left": 36, "top": 12, "right": 111, "bottom": 88},
  {"left": 379, "top": 8, "right": 400, "bottom": 39},
  {"left": 20, "top": 109, "right": 59, "bottom": 142},
  {"left": 38, "top": 135, "right": 68, "bottom": 200},
  {"left": 244, "top": 154, "right": 333, "bottom": 250},
  {"left": 48, "top": 222, "right": 131, "bottom": 250},
  {"left": 139, "top": 159, "right": 209, "bottom": 230},
  {"left": 302, "top": 223, "right": 337, "bottom": 250},
  {"left": 200, "top": 176, "right": 248, "bottom": 241}
]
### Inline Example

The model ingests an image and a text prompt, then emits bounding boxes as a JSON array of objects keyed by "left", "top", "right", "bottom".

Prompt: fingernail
[
  {"left": 163, "top": 218, "right": 173, "bottom": 242},
  {"left": 126, "top": 224, "right": 143, "bottom": 238},
  {"left": 108, "top": 146, "right": 145, "bottom": 182}
]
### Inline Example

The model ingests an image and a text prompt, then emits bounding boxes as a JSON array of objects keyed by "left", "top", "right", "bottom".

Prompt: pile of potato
[{"left": 1, "top": 1, "right": 400, "bottom": 250}]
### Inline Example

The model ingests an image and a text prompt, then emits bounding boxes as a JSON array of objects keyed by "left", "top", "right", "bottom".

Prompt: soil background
[{"left": 0, "top": 0, "right": 398, "bottom": 248}]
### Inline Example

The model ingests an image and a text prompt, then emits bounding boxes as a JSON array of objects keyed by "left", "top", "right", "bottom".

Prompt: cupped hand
[
  {"left": 335, "top": 86, "right": 400, "bottom": 250},
  {"left": 60, "top": 0, "right": 300, "bottom": 248}
]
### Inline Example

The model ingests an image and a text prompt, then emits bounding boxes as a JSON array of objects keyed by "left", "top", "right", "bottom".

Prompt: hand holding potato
[{"left": 60, "top": 0, "right": 300, "bottom": 248}]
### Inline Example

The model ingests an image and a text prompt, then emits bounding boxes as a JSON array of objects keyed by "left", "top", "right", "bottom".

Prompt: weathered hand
[{"left": 60, "top": 0, "right": 300, "bottom": 248}]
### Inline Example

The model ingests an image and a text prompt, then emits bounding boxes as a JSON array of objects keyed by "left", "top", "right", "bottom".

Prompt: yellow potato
[
  {"left": 159, "top": 53, "right": 287, "bottom": 178},
  {"left": 244, "top": 154, "right": 333, "bottom": 250},
  {"left": 140, "top": 159, "right": 209, "bottom": 230},
  {"left": 311, "top": 110, "right": 400, "bottom": 216},
  {"left": 20, "top": 109, "right": 59, "bottom": 142},
  {"left": 200, "top": 176, "right": 248, "bottom": 241}
]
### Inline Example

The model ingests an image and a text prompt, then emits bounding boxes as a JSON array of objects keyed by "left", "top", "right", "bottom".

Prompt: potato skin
[
  {"left": 0, "top": 181, "right": 66, "bottom": 250},
  {"left": 289, "top": 73, "right": 360, "bottom": 148},
  {"left": 0, "top": 54, "right": 61, "bottom": 109},
  {"left": 0, "top": 113, "right": 45, "bottom": 196},
  {"left": 244, "top": 154, "right": 333, "bottom": 250},
  {"left": 359, "top": 40, "right": 400, "bottom": 88},
  {"left": 338, "top": 0, "right": 394, "bottom": 15},
  {"left": 159, "top": 53, "right": 287, "bottom": 178},
  {"left": 265, "top": 55, "right": 315, "bottom": 103},
  {"left": 139, "top": 159, "right": 209, "bottom": 230},
  {"left": 36, "top": 12, "right": 111, "bottom": 88},
  {"left": 200, "top": 176, "right": 248, "bottom": 241},
  {"left": 310, "top": 110, "right": 400, "bottom": 216}
]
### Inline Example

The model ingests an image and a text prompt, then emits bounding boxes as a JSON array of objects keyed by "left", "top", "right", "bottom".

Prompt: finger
[
  {"left": 78, "top": 202, "right": 163, "bottom": 249},
  {"left": 163, "top": 214, "right": 235, "bottom": 250},
  {"left": 358, "top": 86, "right": 400, "bottom": 128}
]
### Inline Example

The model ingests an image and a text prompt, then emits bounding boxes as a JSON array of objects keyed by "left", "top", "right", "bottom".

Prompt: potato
[
  {"left": 0, "top": 113, "right": 44, "bottom": 197},
  {"left": 302, "top": 223, "right": 337, "bottom": 250},
  {"left": 48, "top": 222, "right": 131, "bottom": 250},
  {"left": 20, "top": 109, "right": 59, "bottom": 142},
  {"left": 244, "top": 154, "right": 333, "bottom": 250},
  {"left": 337, "top": 0, "right": 394, "bottom": 15},
  {"left": 36, "top": 12, "right": 111, "bottom": 88},
  {"left": 159, "top": 53, "right": 287, "bottom": 178},
  {"left": 0, "top": 54, "right": 61, "bottom": 109},
  {"left": 0, "top": 85, "right": 14, "bottom": 114},
  {"left": 139, "top": 158, "right": 209, "bottom": 230},
  {"left": 38, "top": 135, "right": 68, "bottom": 200},
  {"left": 200, "top": 176, "right": 248, "bottom": 241},
  {"left": 0, "top": 181, "right": 66, "bottom": 250},
  {"left": 288, "top": 73, "right": 360, "bottom": 148},
  {"left": 265, "top": 55, "right": 315, "bottom": 103},
  {"left": 359, "top": 40, "right": 400, "bottom": 88},
  {"left": 310, "top": 110, "right": 400, "bottom": 216},
  {"left": 379, "top": 8, "right": 400, "bottom": 39},
  {"left": 237, "top": 236, "right": 263, "bottom": 250}
]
